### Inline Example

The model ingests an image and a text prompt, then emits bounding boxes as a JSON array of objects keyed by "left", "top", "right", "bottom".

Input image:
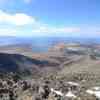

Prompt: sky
[{"left": 0, "top": 0, "right": 100, "bottom": 37}]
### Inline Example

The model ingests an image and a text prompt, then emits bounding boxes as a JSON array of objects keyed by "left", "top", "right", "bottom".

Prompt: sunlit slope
[{"left": 57, "top": 55, "right": 100, "bottom": 80}]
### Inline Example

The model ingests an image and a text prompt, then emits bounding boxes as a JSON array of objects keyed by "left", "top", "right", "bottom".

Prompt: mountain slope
[{"left": 0, "top": 53, "right": 59, "bottom": 76}]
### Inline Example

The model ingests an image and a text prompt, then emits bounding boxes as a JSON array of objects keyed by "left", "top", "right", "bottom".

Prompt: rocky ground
[{"left": 0, "top": 73, "right": 99, "bottom": 100}]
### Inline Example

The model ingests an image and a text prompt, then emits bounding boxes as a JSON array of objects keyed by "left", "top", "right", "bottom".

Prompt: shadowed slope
[{"left": 0, "top": 53, "right": 59, "bottom": 76}]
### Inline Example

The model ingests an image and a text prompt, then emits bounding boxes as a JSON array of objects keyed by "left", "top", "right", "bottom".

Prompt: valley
[{"left": 0, "top": 43, "right": 99, "bottom": 99}]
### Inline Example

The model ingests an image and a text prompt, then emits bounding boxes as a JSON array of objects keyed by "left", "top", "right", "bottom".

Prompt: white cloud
[
  {"left": 0, "top": 10, "right": 100, "bottom": 37},
  {"left": 0, "top": 10, "right": 80, "bottom": 34},
  {"left": 32, "top": 26, "right": 80, "bottom": 35},
  {"left": 0, "top": 10, "right": 35, "bottom": 26},
  {"left": 0, "top": 28, "right": 17, "bottom": 36},
  {"left": 76, "top": 26, "right": 100, "bottom": 37}
]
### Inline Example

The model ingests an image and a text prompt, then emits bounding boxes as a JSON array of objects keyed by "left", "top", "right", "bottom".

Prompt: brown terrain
[{"left": 0, "top": 43, "right": 99, "bottom": 100}]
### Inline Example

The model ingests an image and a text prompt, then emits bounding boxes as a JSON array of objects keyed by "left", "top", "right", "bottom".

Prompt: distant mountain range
[{"left": 0, "top": 36, "right": 100, "bottom": 53}]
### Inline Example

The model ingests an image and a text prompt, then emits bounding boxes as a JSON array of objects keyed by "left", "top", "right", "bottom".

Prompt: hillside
[
  {"left": 0, "top": 53, "right": 60, "bottom": 77},
  {"left": 0, "top": 43, "right": 100, "bottom": 100}
]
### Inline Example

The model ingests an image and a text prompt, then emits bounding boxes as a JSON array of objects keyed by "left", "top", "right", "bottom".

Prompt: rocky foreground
[{"left": 0, "top": 72, "right": 99, "bottom": 100}]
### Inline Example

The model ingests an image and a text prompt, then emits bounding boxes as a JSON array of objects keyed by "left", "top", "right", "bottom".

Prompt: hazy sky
[{"left": 0, "top": 0, "right": 100, "bottom": 37}]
